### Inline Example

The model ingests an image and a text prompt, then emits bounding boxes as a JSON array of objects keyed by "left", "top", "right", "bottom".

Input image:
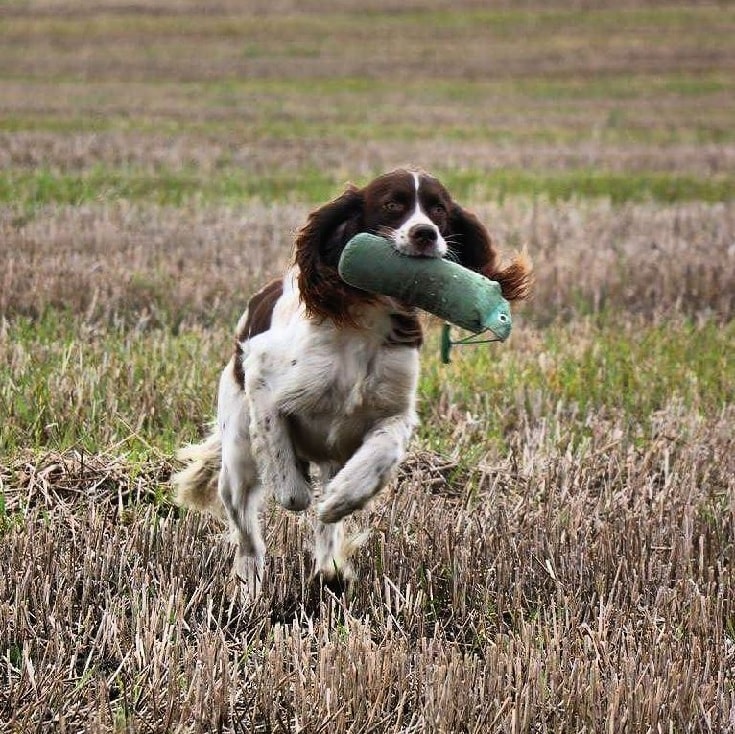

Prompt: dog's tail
[{"left": 171, "top": 424, "right": 226, "bottom": 520}]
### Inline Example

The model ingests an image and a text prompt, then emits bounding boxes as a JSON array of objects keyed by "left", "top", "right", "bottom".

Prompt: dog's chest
[{"left": 282, "top": 331, "right": 418, "bottom": 463}]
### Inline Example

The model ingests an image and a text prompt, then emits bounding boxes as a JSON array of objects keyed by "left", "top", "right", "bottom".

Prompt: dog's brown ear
[
  {"left": 485, "top": 251, "right": 533, "bottom": 302},
  {"left": 295, "top": 185, "right": 370, "bottom": 325},
  {"left": 450, "top": 204, "right": 533, "bottom": 302},
  {"left": 449, "top": 204, "right": 496, "bottom": 272}
]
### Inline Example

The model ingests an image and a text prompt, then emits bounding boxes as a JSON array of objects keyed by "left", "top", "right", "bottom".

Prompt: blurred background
[{"left": 1, "top": 1, "right": 733, "bottom": 327}]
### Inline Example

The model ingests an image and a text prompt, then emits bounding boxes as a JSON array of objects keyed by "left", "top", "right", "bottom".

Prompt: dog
[{"left": 172, "top": 169, "right": 531, "bottom": 595}]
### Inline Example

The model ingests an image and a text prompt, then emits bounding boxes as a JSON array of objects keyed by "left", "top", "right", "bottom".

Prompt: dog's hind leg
[
  {"left": 217, "top": 362, "right": 266, "bottom": 598},
  {"left": 312, "top": 463, "right": 352, "bottom": 593},
  {"left": 219, "top": 449, "right": 264, "bottom": 598}
]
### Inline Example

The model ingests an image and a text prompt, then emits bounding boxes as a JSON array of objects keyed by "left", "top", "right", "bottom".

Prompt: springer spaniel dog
[{"left": 173, "top": 169, "right": 531, "bottom": 595}]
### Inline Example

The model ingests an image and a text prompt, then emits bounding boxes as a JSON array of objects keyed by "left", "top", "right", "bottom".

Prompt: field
[{"left": 1, "top": 1, "right": 734, "bottom": 731}]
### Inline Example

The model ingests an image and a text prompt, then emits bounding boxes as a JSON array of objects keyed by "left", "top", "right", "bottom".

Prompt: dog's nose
[{"left": 410, "top": 224, "right": 438, "bottom": 247}]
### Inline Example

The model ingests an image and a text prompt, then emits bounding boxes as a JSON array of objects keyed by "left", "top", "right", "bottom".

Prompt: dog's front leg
[
  {"left": 245, "top": 369, "right": 312, "bottom": 512},
  {"left": 317, "top": 412, "right": 416, "bottom": 523}
]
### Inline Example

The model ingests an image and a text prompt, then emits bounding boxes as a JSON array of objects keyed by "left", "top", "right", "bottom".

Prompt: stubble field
[{"left": 1, "top": 2, "right": 734, "bottom": 732}]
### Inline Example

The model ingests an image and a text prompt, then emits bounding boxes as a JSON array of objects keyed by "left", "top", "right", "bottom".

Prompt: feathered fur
[{"left": 173, "top": 426, "right": 224, "bottom": 519}]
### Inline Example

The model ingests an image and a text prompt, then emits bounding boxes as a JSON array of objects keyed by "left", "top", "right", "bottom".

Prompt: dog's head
[{"left": 295, "top": 168, "right": 532, "bottom": 325}]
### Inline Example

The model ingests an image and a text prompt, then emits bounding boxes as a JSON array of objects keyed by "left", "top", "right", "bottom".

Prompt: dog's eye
[
  {"left": 384, "top": 201, "right": 404, "bottom": 213},
  {"left": 431, "top": 204, "right": 446, "bottom": 217}
]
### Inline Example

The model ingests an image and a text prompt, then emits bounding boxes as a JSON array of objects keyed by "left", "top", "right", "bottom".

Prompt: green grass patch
[
  {"left": 2, "top": 166, "right": 732, "bottom": 210},
  {"left": 445, "top": 169, "right": 735, "bottom": 205},
  {"left": 4, "top": 110, "right": 731, "bottom": 147},
  {"left": 513, "top": 72, "right": 733, "bottom": 101},
  {"left": 2, "top": 66, "right": 731, "bottom": 148},
  {"left": 0, "top": 114, "right": 115, "bottom": 134},
  {"left": 0, "top": 166, "right": 340, "bottom": 208},
  {"left": 0, "top": 313, "right": 225, "bottom": 456},
  {"left": 2, "top": 312, "right": 732, "bottom": 459},
  {"left": 419, "top": 316, "right": 735, "bottom": 451},
  {"left": 2, "top": 6, "right": 731, "bottom": 42}
]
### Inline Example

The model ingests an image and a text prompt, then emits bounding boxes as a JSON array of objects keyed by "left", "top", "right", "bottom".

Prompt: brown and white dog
[{"left": 173, "top": 169, "right": 531, "bottom": 595}]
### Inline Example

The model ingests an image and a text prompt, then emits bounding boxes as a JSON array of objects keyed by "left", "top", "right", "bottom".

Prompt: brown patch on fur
[
  {"left": 237, "top": 278, "right": 284, "bottom": 342},
  {"left": 386, "top": 310, "right": 423, "bottom": 348},
  {"left": 294, "top": 186, "right": 375, "bottom": 328},
  {"left": 448, "top": 204, "right": 497, "bottom": 273},
  {"left": 233, "top": 341, "right": 245, "bottom": 389},
  {"left": 233, "top": 278, "right": 284, "bottom": 388},
  {"left": 449, "top": 204, "right": 533, "bottom": 302}
]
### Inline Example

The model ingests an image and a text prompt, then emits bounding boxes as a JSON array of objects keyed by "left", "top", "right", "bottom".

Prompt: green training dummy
[{"left": 338, "top": 233, "right": 512, "bottom": 362}]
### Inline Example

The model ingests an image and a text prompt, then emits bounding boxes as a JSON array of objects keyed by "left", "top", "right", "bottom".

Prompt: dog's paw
[
  {"left": 274, "top": 473, "right": 312, "bottom": 512},
  {"left": 311, "top": 551, "right": 356, "bottom": 598},
  {"left": 234, "top": 554, "right": 264, "bottom": 601},
  {"left": 316, "top": 491, "right": 364, "bottom": 524},
  {"left": 314, "top": 566, "right": 354, "bottom": 598}
]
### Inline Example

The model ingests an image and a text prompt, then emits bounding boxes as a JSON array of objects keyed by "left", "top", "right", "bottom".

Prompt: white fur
[
  {"left": 217, "top": 268, "right": 418, "bottom": 595},
  {"left": 172, "top": 169, "right": 495, "bottom": 597},
  {"left": 392, "top": 171, "right": 448, "bottom": 258}
]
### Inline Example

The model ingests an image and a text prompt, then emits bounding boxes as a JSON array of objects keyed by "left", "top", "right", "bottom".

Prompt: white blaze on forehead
[
  {"left": 411, "top": 171, "right": 429, "bottom": 219},
  {"left": 390, "top": 172, "right": 447, "bottom": 257}
]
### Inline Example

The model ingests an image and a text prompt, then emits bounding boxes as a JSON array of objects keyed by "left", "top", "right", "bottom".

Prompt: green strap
[
  {"left": 441, "top": 323, "right": 453, "bottom": 364},
  {"left": 441, "top": 323, "right": 501, "bottom": 364}
]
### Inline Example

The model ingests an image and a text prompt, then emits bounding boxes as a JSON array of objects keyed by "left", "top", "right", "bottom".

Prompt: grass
[
  {"left": 2, "top": 1, "right": 734, "bottom": 731},
  {"left": 3, "top": 312, "right": 732, "bottom": 458},
  {"left": 2, "top": 167, "right": 733, "bottom": 211},
  {"left": 2, "top": 75, "right": 732, "bottom": 149},
  {"left": 2, "top": 405, "right": 733, "bottom": 730},
  {"left": 0, "top": 316, "right": 222, "bottom": 455},
  {"left": 420, "top": 316, "right": 734, "bottom": 448},
  {"left": 4, "top": 6, "right": 732, "bottom": 36}
]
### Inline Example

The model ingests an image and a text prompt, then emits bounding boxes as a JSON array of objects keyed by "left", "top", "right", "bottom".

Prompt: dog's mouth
[{"left": 376, "top": 226, "right": 447, "bottom": 260}]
